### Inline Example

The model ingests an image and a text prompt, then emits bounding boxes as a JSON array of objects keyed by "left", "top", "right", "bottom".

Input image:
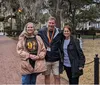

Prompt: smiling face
[
  {"left": 47, "top": 18, "right": 56, "bottom": 31},
  {"left": 63, "top": 26, "right": 71, "bottom": 39},
  {"left": 26, "top": 23, "right": 35, "bottom": 35}
]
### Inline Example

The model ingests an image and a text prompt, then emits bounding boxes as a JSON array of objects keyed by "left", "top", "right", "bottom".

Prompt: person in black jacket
[
  {"left": 38, "top": 16, "right": 62, "bottom": 84},
  {"left": 61, "top": 25, "right": 85, "bottom": 84}
]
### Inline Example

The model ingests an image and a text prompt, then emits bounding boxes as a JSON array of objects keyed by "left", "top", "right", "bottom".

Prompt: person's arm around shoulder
[
  {"left": 38, "top": 26, "right": 45, "bottom": 36},
  {"left": 38, "top": 29, "right": 42, "bottom": 36},
  {"left": 16, "top": 36, "right": 30, "bottom": 61}
]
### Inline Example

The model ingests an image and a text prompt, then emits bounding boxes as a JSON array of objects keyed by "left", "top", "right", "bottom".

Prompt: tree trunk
[
  {"left": 55, "top": 12, "right": 61, "bottom": 28},
  {"left": 55, "top": 0, "right": 61, "bottom": 29},
  {"left": 71, "top": 7, "right": 76, "bottom": 34}
]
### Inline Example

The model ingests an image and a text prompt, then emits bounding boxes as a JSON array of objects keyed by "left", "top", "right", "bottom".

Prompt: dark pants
[
  {"left": 64, "top": 66, "right": 79, "bottom": 84},
  {"left": 22, "top": 73, "right": 39, "bottom": 85}
]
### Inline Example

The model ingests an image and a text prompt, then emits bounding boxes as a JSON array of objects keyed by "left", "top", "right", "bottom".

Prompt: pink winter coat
[{"left": 16, "top": 34, "right": 47, "bottom": 75}]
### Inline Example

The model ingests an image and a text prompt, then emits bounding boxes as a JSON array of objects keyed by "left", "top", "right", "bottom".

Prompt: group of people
[{"left": 16, "top": 16, "right": 85, "bottom": 85}]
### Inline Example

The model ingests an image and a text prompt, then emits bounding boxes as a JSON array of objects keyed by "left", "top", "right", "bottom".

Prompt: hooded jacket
[
  {"left": 38, "top": 26, "right": 62, "bottom": 62},
  {"left": 16, "top": 24, "right": 47, "bottom": 75},
  {"left": 61, "top": 35, "right": 85, "bottom": 78}
]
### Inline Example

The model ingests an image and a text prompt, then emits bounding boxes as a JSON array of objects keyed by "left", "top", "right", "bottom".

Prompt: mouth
[
  {"left": 64, "top": 33, "right": 69, "bottom": 36},
  {"left": 48, "top": 26, "right": 53, "bottom": 29}
]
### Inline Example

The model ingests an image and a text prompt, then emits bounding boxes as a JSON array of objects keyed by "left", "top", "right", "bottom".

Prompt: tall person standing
[{"left": 38, "top": 16, "right": 63, "bottom": 84}]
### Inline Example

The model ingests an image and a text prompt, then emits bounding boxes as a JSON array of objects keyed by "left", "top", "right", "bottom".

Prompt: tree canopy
[{"left": 1, "top": 0, "right": 100, "bottom": 32}]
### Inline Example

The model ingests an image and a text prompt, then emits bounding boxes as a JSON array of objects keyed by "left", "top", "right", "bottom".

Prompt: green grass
[{"left": 81, "top": 35, "right": 100, "bottom": 39}]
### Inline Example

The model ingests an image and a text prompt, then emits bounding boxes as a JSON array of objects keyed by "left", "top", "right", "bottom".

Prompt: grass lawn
[{"left": 81, "top": 35, "right": 100, "bottom": 39}]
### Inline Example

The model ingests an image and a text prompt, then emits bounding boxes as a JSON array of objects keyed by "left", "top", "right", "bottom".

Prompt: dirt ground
[
  {"left": 0, "top": 36, "right": 100, "bottom": 84},
  {"left": 80, "top": 39, "right": 100, "bottom": 84},
  {"left": 0, "top": 36, "right": 21, "bottom": 84},
  {"left": 0, "top": 36, "right": 68, "bottom": 84}
]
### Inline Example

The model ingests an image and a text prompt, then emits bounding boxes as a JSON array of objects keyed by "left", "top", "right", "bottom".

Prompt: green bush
[{"left": 4, "top": 26, "right": 11, "bottom": 36}]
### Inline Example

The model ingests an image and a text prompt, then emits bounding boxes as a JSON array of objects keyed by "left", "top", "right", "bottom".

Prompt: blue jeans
[{"left": 22, "top": 73, "right": 39, "bottom": 85}]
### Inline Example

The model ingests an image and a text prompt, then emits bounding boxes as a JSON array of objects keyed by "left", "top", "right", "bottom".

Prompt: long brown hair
[{"left": 63, "top": 25, "right": 72, "bottom": 33}]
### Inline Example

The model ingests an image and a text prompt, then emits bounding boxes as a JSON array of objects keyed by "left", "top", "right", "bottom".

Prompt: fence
[
  {"left": 85, "top": 54, "right": 100, "bottom": 84},
  {"left": 94, "top": 54, "right": 99, "bottom": 84}
]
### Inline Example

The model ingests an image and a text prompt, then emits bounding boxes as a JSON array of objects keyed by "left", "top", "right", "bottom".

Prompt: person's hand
[
  {"left": 79, "top": 67, "right": 83, "bottom": 70},
  {"left": 29, "top": 54, "right": 39, "bottom": 60}
]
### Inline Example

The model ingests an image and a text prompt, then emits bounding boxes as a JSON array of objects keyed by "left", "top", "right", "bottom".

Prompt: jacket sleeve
[
  {"left": 16, "top": 37, "right": 29, "bottom": 60},
  {"left": 36, "top": 36, "right": 46, "bottom": 59},
  {"left": 75, "top": 39, "right": 86, "bottom": 68}
]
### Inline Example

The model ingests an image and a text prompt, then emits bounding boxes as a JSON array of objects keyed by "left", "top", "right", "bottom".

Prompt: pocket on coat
[
  {"left": 72, "top": 59, "right": 83, "bottom": 77},
  {"left": 77, "top": 69, "right": 83, "bottom": 76}
]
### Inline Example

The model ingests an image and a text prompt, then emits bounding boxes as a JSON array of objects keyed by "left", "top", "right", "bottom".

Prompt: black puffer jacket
[
  {"left": 61, "top": 36, "right": 85, "bottom": 78},
  {"left": 38, "top": 26, "right": 62, "bottom": 62}
]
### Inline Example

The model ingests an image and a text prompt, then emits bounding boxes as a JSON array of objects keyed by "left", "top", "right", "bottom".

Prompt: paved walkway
[{"left": 0, "top": 36, "right": 68, "bottom": 84}]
